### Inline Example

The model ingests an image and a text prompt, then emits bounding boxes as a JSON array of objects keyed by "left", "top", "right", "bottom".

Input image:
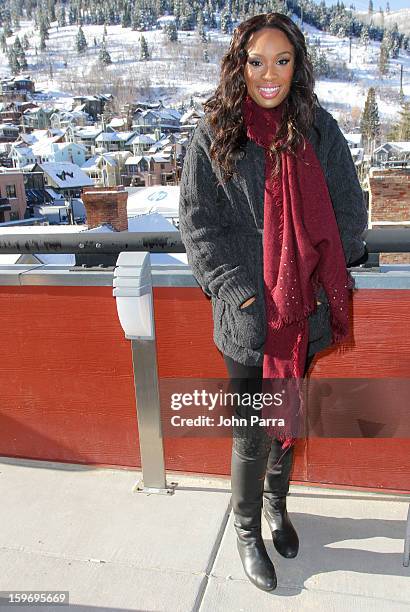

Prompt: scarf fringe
[{"left": 267, "top": 300, "right": 317, "bottom": 332}]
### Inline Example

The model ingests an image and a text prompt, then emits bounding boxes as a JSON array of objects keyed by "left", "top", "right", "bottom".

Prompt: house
[
  {"left": 73, "top": 126, "right": 102, "bottom": 155},
  {"left": 124, "top": 155, "right": 150, "bottom": 185},
  {"left": 131, "top": 106, "right": 182, "bottom": 135},
  {"left": 71, "top": 94, "right": 113, "bottom": 121},
  {"left": 81, "top": 153, "right": 119, "bottom": 187},
  {"left": 0, "top": 101, "right": 23, "bottom": 124},
  {"left": 0, "top": 124, "right": 20, "bottom": 143},
  {"left": 372, "top": 142, "right": 410, "bottom": 166},
  {"left": 30, "top": 141, "right": 87, "bottom": 167},
  {"left": 0, "top": 76, "right": 35, "bottom": 102},
  {"left": 31, "top": 162, "right": 94, "bottom": 198},
  {"left": 50, "top": 109, "right": 92, "bottom": 129},
  {"left": 126, "top": 132, "right": 156, "bottom": 156},
  {"left": 125, "top": 153, "right": 175, "bottom": 186},
  {"left": 10, "top": 146, "right": 36, "bottom": 169},
  {"left": 23, "top": 107, "right": 55, "bottom": 130},
  {"left": 0, "top": 168, "right": 27, "bottom": 222}
]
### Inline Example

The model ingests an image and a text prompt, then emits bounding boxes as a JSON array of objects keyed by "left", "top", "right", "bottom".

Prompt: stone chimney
[
  {"left": 82, "top": 186, "right": 128, "bottom": 232},
  {"left": 367, "top": 167, "right": 410, "bottom": 264}
]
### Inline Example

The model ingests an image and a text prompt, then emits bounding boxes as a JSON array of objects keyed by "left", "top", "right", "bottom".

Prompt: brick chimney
[
  {"left": 82, "top": 186, "right": 128, "bottom": 232},
  {"left": 367, "top": 167, "right": 410, "bottom": 264}
]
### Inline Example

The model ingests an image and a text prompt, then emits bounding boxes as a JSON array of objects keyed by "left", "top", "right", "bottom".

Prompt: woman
[{"left": 179, "top": 12, "right": 368, "bottom": 592}]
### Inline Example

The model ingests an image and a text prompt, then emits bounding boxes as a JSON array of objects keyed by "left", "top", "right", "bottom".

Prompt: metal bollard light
[{"left": 113, "top": 252, "right": 177, "bottom": 495}]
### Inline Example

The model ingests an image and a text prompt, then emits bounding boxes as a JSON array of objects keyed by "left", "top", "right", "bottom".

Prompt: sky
[{"left": 324, "top": 0, "right": 409, "bottom": 11}]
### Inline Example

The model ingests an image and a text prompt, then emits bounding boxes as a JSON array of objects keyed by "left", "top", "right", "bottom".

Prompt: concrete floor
[{"left": 0, "top": 457, "right": 409, "bottom": 612}]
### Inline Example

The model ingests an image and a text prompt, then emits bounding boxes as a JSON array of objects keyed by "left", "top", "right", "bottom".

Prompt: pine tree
[
  {"left": 378, "top": 40, "right": 388, "bottom": 76},
  {"left": 131, "top": 4, "right": 141, "bottom": 30},
  {"left": 57, "top": 4, "right": 67, "bottom": 27},
  {"left": 121, "top": 3, "right": 131, "bottom": 27},
  {"left": 140, "top": 34, "right": 149, "bottom": 60},
  {"left": 40, "top": 32, "right": 46, "bottom": 51},
  {"left": 360, "top": 87, "right": 381, "bottom": 154},
  {"left": 48, "top": 0, "right": 56, "bottom": 22},
  {"left": 164, "top": 22, "right": 177, "bottom": 42},
  {"left": 220, "top": 9, "right": 232, "bottom": 34},
  {"left": 23, "top": 33, "right": 30, "bottom": 50},
  {"left": 197, "top": 13, "right": 207, "bottom": 43},
  {"left": 8, "top": 47, "right": 20, "bottom": 74},
  {"left": 360, "top": 24, "right": 370, "bottom": 49},
  {"left": 39, "top": 15, "right": 49, "bottom": 40},
  {"left": 99, "top": 40, "right": 112, "bottom": 64},
  {"left": 0, "top": 32, "right": 7, "bottom": 53},
  {"left": 13, "top": 36, "right": 27, "bottom": 69},
  {"left": 69, "top": 5, "right": 77, "bottom": 25},
  {"left": 76, "top": 26, "right": 88, "bottom": 53},
  {"left": 3, "top": 17, "right": 13, "bottom": 38},
  {"left": 390, "top": 23, "right": 400, "bottom": 59}
]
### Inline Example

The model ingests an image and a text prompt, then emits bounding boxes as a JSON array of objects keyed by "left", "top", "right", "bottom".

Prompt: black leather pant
[{"left": 223, "top": 352, "right": 316, "bottom": 458}]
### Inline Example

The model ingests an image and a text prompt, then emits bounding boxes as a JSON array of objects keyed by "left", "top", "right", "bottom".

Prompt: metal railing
[{"left": 1, "top": 228, "right": 409, "bottom": 498}]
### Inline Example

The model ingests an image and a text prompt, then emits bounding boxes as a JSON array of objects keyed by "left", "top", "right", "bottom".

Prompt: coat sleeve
[
  {"left": 325, "top": 118, "right": 368, "bottom": 266},
  {"left": 178, "top": 122, "right": 257, "bottom": 308}
]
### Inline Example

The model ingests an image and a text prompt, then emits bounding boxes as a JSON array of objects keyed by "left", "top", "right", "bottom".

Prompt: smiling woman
[
  {"left": 179, "top": 11, "right": 368, "bottom": 595},
  {"left": 243, "top": 28, "right": 295, "bottom": 107}
]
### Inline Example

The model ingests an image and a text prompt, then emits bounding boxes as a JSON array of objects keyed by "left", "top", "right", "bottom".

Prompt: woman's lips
[{"left": 257, "top": 86, "right": 280, "bottom": 99}]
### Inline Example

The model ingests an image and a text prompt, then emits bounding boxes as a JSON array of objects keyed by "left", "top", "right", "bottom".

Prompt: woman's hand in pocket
[{"left": 240, "top": 295, "right": 257, "bottom": 309}]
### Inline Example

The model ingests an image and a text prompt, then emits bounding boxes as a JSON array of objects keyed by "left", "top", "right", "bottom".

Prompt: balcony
[{"left": 0, "top": 230, "right": 409, "bottom": 608}]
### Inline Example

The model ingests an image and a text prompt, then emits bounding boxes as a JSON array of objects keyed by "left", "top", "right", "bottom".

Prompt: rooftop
[{"left": 0, "top": 458, "right": 409, "bottom": 610}]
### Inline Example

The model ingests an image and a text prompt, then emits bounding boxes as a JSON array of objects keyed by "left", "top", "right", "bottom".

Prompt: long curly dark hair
[{"left": 203, "top": 12, "right": 318, "bottom": 184}]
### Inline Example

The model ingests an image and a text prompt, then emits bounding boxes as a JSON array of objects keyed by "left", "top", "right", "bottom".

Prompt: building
[
  {"left": 71, "top": 94, "right": 113, "bottom": 121},
  {"left": 372, "top": 142, "right": 410, "bottom": 166},
  {"left": 31, "top": 162, "right": 94, "bottom": 198},
  {"left": 0, "top": 168, "right": 27, "bottom": 222},
  {"left": 366, "top": 166, "right": 410, "bottom": 263},
  {"left": 0, "top": 124, "right": 20, "bottom": 143}
]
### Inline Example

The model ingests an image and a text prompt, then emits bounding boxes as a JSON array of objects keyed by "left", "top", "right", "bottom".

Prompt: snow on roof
[
  {"left": 116, "top": 131, "right": 135, "bottom": 141},
  {"left": 38, "top": 162, "right": 94, "bottom": 187},
  {"left": 95, "top": 132, "right": 121, "bottom": 142},
  {"left": 151, "top": 154, "right": 170, "bottom": 162},
  {"left": 127, "top": 212, "right": 187, "bottom": 264},
  {"left": 75, "top": 127, "right": 102, "bottom": 138},
  {"left": 45, "top": 187, "right": 64, "bottom": 200},
  {"left": 127, "top": 186, "right": 179, "bottom": 215},
  {"left": 81, "top": 154, "right": 117, "bottom": 170},
  {"left": 344, "top": 133, "right": 362, "bottom": 145},
  {"left": 12, "top": 146, "right": 33, "bottom": 157},
  {"left": 125, "top": 156, "right": 149, "bottom": 165},
  {"left": 127, "top": 133, "right": 155, "bottom": 144},
  {"left": 108, "top": 118, "right": 126, "bottom": 128},
  {"left": 0, "top": 123, "right": 19, "bottom": 130}
]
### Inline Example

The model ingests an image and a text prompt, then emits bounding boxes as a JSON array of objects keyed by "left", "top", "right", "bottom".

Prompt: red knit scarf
[{"left": 241, "top": 94, "right": 354, "bottom": 449}]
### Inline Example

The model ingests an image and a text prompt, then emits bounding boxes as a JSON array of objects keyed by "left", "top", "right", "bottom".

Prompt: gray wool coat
[{"left": 178, "top": 103, "right": 368, "bottom": 367}]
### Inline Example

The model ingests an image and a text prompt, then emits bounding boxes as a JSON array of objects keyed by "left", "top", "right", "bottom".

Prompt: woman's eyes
[{"left": 248, "top": 59, "right": 290, "bottom": 67}]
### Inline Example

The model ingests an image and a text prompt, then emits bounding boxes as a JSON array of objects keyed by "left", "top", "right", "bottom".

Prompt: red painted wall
[{"left": 0, "top": 284, "right": 409, "bottom": 492}]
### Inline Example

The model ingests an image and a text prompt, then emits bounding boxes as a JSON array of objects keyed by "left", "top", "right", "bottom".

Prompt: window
[
  {"left": 6, "top": 184, "right": 16, "bottom": 198},
  {"left": 9, "top": 211, "right": 19, "bottom": 221}
]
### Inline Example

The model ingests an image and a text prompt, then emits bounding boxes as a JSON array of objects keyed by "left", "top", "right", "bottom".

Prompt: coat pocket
[{"left": 224, "top": 294, "right": 266, "bottom": 350}]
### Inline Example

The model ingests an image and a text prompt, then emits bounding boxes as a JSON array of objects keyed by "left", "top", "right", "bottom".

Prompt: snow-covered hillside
[{"left": 0, "top": 14, "right": 409, "bottom": 124}]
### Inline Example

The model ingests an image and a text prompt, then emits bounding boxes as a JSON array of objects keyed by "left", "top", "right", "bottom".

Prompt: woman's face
[{"left": 243, "top": 27, "right": 295, "bottom": 109}]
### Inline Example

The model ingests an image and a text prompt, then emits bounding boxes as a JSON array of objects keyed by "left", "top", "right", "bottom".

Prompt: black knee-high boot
[
  {"left": 263, "top": 440, "right": 299, "bottom": 558},
  {"left": 230, "top": 441, "right": 277, "bottom": 592}
]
